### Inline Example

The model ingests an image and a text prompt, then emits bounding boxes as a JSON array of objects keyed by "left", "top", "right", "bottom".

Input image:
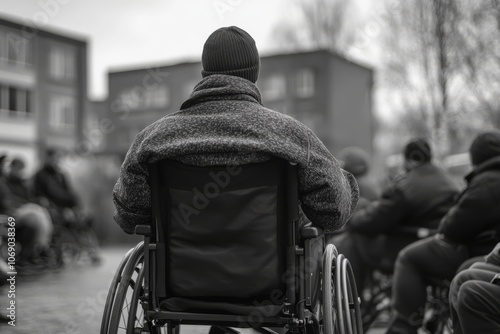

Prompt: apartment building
[
  {"left": 0, "top": 16, "right": 87, "bottom": 174},
  {"left": 99, "top": 50, "right": 374, "bottom": 159}
]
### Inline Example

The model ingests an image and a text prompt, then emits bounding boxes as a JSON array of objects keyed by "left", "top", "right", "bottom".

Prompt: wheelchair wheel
[
  {"left": 322, "top": 244, "right": 362, "bottom": 334},
  {"left": 100, "top": 246, "right": 136, "bottom": 334},
  {"left": 103, "top": 242, "right": 156, "bottom": 334}
]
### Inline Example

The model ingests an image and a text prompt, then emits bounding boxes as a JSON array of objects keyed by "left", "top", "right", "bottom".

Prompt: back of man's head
[
  {"left": 469, "top": 131, "right": 500, "bottom": 166},
  {"left": 201, "top": 26, "right": 260, "bottom": 83},
  {"left": 404, "top": 138, "right": 432, "bottom": 164}
]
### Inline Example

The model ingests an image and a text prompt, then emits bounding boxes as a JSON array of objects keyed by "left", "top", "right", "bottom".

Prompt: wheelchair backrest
[{"left": 148, "top": 158, "right": 298, "bottom": 303}]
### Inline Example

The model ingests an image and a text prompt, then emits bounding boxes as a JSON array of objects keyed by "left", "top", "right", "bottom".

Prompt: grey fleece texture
[{"left": 113, "top": 74, "right": 359, "bottom": 234}]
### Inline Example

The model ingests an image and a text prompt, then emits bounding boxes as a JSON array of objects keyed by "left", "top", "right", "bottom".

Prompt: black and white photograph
[{"left": 0, "top": 0, "right": 500, "bottom": 333}]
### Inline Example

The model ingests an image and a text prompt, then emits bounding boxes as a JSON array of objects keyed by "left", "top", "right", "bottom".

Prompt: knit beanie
[
  {"left": 201, "top": 26, "right": 260, "bottom": 83},
  {"left": 469, "top": 131, "right": 500, "bottom": 166},
  {"left": 404, "top": 138, "right": 432, "bottom": 163}
]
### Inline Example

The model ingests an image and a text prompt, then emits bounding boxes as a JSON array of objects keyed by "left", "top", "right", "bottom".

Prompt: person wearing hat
[
  {"left": 331, "top": 139, "right": 459, "bottom": 293},
  {"left": 113, "top": 26, "right": 358, "bottom": 236},
  {"left": 386, "top": 131, "right": 500, "bottom": 334}
]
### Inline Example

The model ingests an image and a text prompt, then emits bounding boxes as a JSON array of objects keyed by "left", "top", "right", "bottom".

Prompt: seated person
[
  {"left": 113, "top": 26, "right": 359, "bottom": 238},
  {"left": 449, "top": 243, "right": 500, "bottom": 334},
  {"left": 33, "top": 149, "right": 100, "bottom": 263},
  {"left": 331, "top": 139, "right": 459, "bottom": 291},
  {"left": 0, "top": 155, "right": 52, "bottom": 267},
  {"left": 386, "top": 131, "right": 500, "bottom": 334},
  {"left": 33, "top": 149, "right": 79, "bottom": 217}
]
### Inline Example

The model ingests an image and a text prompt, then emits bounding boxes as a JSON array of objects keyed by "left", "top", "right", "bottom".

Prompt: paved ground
[{"left": 0, "top": 246, "right": 387, "bottom": 333}]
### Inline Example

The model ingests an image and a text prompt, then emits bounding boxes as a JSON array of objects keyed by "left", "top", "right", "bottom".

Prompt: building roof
[
  {"left": 0, "top": 13, "right": 88, "bottom": 45},
  {"left": 108, "top": 58, "right": 200, "bottom": 75},
  {"left": 260, "top": 49, "right": 374, "bottom": 72},
  {"left": 107, "top": 48, "right": 373, "bottom": 76}
]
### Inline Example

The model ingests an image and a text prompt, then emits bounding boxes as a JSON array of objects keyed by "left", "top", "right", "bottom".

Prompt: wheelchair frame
[{"left": 101, "top": 160, "right": 362, "bottom": 334}]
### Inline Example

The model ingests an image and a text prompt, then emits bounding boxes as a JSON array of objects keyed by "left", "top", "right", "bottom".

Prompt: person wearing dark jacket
[
  {"left": 331, "top": 139, "right": 459, "bottom": 291},
  {"left": 449, "top": 242, "right": 500, "bottom": 334},
  {"left": 33, "top": 149, "right": 79, "bottom": 209},
  {"left": 386, "top": 131, "right": 500, "bottom": 334},
  {"left": 113, "top": 26, "right": 359, "bottom": 235},
  {"left": 0, "top": 155, "right": 53, "bottom": 266}
]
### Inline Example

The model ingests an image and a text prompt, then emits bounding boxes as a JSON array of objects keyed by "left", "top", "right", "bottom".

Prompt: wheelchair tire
[
  {"left": 322, "top": 243, "right": 338, "bottom": 334},
  {"left": 104, "top": 242, "right": 152, "bottom": 334},
  {"left": 337, "top": 254, "right": 362, "bottom": 334},
  {"left": 322, "top": 244, "right": 362, "bottom": 334},
  {"left": 100, "top": 246, "right": 136, "bottom": 334}
]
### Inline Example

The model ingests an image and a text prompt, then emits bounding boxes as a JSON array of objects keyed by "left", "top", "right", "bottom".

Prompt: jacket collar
[
  {"left": 465, "top": 156, "right": 500, "bottom": 182},
  {"left": 180, "top": 74, "right": 262, "bottom": 110}
]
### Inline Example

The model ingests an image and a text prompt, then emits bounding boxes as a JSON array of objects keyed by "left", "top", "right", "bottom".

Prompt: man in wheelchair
[
  {"left": 108, "top": 26, "right": 360, "bottom": 334},
  {"left": 331, "top": 139, "right": 459, "bottom": 292}
]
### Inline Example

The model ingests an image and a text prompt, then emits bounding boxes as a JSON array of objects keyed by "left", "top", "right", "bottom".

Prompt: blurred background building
[
  {"left": 0, "top": 16, "right": 87, "bottom": 175},
  {"left": 99, "top": 50, "right": 374, "bottom": 159},
  {"left": 0, "top": 14, "right": 375, "bottom": 243}
]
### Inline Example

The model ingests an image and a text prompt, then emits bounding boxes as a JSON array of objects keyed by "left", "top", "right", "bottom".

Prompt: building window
[
  {"left": 296, "top": 69, "right": 315, "bottom": 98},
  {"left": 0, "top": 30, "right": 31, "bottom": 65},
  {"left": 0, "top": 85, "right": 32, "bottom": 119},
  {"left": 49, "top": 45, "right": 76, "bottom": 80},
  {"left": 261, "top": 74, "right": 286, "bottom": 101},
  {"left": 117, "top": 85, "right": 170, "bottom": 111},
  {"left": 144, "top": 84, "right": 170, "bottom": 108},
  {"left": 49, "top": 94, "right": 76, "bottom": 129},
  {"left": 117, "top": 88, "right": 142, "bottom": 111}
]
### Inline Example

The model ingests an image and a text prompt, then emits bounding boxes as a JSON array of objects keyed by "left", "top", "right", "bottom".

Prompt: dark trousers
[
  {"left": 385, "top": 235, "right": 469, "bottom": 334},
  {"left": 450, "top": 264, "right": 500, "bottom": 334}
]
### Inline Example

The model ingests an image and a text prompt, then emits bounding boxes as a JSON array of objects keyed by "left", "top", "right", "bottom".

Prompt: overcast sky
[{"left": 1, "top": 0, "right": 292, "bottom": 100}]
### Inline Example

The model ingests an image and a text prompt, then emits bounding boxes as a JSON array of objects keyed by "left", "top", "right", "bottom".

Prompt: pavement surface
[{"left": 0, "top": 246, "right": 387, "bottom": 334}]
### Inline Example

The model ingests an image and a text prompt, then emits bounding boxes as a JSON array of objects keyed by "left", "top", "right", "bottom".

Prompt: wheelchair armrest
[
  {"left": 134, "top": 225, "right": 151, "bottom": 236},
  {"left": 300, "top": 224, "right": 324, "bottom": 240}
]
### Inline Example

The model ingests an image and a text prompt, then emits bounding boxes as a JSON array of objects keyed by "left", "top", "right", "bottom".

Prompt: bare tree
[
  {"left": 273, "top": 0, "right": 500, "bottom": 157},
  {"left": 273, "top": 0, "right": 353, "bottom": 54},
  {"left": 456, "top": 0, "right": 500, "bottom": 129},
  {"left": 379, "top": 0, "right": 467, "bottom": 157}
]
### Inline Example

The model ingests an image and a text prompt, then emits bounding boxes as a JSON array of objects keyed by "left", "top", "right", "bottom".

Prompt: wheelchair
[
  {"left": 359, "top": 227, "right": 495, "bottom": 334},
  {"left": 101, "top": 158, "right": 362, "bottom": 334}
]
